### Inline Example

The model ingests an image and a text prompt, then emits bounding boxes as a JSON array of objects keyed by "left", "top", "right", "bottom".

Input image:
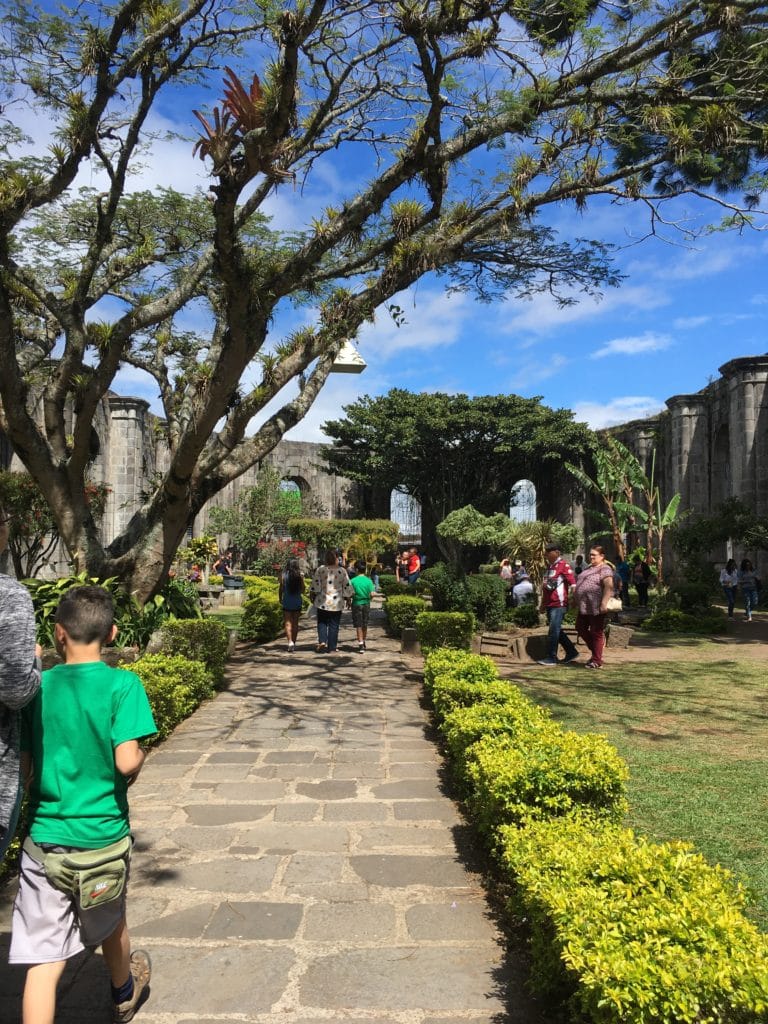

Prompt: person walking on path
[
  {"left": 279, "top": 558, "right": 305, "bottom": 652},
  {"left": 9, "top": 585, "right": 157, "bottom": 1024},
  {"left": 309, "top": 549, "right": 353, "bottom": 654},
  {"left": 0, "top": 509, "right": 42, "bottom": 864},
  {"left": 720, "top": 558, "right": 739, "bottom": 618},
  {"left": 574, "top": 545, "right": 615, "bottom": 669},
  {"left": 406, "top": 548, "right": 421, "bottom": 586},
  {"left": 631, "top": 554, "right": 652, "bottom": 607},
  {"left": 538, "top": 543, "right": 578, "bottom": 666},
  {"left": 738, "top": 558, "right": 761, "bottom": 622},
  {"left": 349, "top": 560, "right": 376, "bottom": 653}
]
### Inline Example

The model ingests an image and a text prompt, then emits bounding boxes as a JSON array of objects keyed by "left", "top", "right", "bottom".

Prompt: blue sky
[{"left": 9, "top": 41, "right": 768, "bottom": 443}]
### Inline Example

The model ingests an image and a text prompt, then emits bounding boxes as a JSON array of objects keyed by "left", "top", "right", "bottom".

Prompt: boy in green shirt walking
[
  {"left": 349, "top": 561, "right": 376, "bottom": 653},
  {"left": 10, "top": 586, "right": 157, "bottom": 1024}
]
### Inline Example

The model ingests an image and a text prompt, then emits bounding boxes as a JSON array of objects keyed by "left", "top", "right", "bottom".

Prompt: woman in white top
[
  {"left": 309, "top": 549, "right": 353, "bottom": 653},
  {"left": 719, "top": 559, "right": 738, "bottom": 618}
]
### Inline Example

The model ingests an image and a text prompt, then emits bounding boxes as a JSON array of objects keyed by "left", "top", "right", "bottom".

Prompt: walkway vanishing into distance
[{"left": 0, "top": 605, "right": 550, "bottom": 1024}]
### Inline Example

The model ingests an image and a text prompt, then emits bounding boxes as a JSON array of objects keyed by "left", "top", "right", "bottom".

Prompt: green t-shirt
[
  {"left": 349, "top": 574, "right": 375, "bottom": 606},
  {"left": 21, "top": 662, "right": 157, "bottom": 848}
]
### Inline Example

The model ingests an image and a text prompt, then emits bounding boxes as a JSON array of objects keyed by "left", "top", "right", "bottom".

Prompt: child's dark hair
[
  {"left": 285, "top": 558, "right": 303, "bottom": 595},
  {"left": 55, "top": 586, "right": 115, "bottom": 644},
  {"left": 354, "top": 560, "right": 367, "bottom": 575}
]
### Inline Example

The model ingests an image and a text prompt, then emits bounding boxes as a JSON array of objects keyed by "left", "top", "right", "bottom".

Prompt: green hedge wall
[
  {"left": 158, "top": 618, "right": 230, "bottom": 688},
  {"left": 423, "top": 648, "right": 768, "bottom": 1023},
  {"left": 384, "top": 594, "right": 428, "bottom": 637},
  {"left": 416, "top": 611, "right": 475, "bottom": 652}
]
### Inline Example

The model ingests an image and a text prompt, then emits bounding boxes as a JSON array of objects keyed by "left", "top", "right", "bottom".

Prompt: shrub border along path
[{"left": 425, "top": 648, "right": 768, "bottom": 1023}]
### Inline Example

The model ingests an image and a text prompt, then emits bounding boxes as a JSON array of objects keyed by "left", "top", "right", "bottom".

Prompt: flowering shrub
[{"left": 248, "top": 538, "right": 306, "bottom": 577}]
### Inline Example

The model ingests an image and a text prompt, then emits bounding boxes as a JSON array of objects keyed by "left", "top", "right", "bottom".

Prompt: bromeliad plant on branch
[{"left": 0, "top": 1, "right": 767, "bottom": 604}]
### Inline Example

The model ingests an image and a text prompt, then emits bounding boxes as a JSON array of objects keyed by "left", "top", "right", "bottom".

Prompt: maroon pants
[{"left": 575, "top": 612, "right": 608, "bottom": 666}]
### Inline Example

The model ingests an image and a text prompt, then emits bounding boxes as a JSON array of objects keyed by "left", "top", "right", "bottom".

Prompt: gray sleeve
[{"left": 0, "top": 576, "right": 41, "bottom": 712}]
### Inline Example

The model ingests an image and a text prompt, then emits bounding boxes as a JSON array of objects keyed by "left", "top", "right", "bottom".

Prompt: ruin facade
[{"left": 3, "top": 354, "right": 768, "bottom": 575}]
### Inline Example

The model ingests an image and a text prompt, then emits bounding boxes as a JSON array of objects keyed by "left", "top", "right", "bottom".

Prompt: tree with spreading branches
[{"left": 0, "top": 0, "right": 767, "bottom": 602}]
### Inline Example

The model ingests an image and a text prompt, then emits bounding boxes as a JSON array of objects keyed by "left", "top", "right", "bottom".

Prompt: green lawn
[
  {"left": 204, "top": 607, "right": 243, "bottom": 630},
  {"left": 513, "top": 655, "right": 768, "bottom": 928}
]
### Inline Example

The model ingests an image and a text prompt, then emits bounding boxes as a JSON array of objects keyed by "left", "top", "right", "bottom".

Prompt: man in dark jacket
[
  {"left": 538, "top": 543, "right": 579, "bottom": 666},
  {"left": 0, "top": 511, "right": 42, "bottom": 861}
]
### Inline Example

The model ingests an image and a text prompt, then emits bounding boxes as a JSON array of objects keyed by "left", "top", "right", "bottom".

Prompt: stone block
[
  {"left": 204, "top": 900, "right": 303, "bottom": 940},
  {"left": 303, "top": 902, "right": 396, "bottom": 942},
  {"left": 145, "top": 946, "right": 294, "bottom": 1015},
  {"left": 172, "top": 856, "right": 281, "bottom": 893},
  {"left": 350, "top": 854, "right": 473, "bottom": 888},
  {"left": 299, "top": 947, "right": 510, "bottom": 1012}
]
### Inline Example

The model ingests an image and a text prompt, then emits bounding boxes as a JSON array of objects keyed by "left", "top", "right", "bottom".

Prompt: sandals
[{"left": 585, "top": 659, "right": 602, "bottom": 669}]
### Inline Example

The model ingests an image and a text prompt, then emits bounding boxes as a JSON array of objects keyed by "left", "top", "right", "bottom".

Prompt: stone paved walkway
[{"left": 0, "top": 607, "right": 547, "bottom": 1024}]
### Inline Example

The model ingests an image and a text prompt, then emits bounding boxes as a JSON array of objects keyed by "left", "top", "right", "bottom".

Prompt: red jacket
[{"left": 540, "top": 558, "right": 575, "bottom": 609}]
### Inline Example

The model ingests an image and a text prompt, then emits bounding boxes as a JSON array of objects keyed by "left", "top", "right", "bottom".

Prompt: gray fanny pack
[{"left": 24, "top": 834, "right": 131, "bottom": 910}]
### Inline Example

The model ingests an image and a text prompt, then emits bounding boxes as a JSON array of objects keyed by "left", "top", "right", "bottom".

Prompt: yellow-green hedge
[
  {"left": 423, "top": 649, "right": 768, "bottom": 1023},
  {"left": 500, "top": 814, "right": 768, "bottom": 1023}
]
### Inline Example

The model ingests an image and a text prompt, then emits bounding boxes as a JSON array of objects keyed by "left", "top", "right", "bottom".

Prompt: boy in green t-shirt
[
  {"left": 10, "top": 586, "right": 157, "bottom": 1024},
  {"left": 349, "top": 561, "right": 376, "bottom": 653}
]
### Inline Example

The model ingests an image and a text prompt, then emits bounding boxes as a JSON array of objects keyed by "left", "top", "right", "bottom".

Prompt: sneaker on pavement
[
  {"left": 537, "top": 659, "right": 558, "bottom": 666},
  {"left": 113, "top": 950, "right": 151, "bottom": 1023}
]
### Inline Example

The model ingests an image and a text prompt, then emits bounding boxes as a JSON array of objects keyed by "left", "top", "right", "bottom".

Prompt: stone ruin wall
[
  {"left": 3, "top": 354, "right": 768, "bottom": 578},
  {"left": 608, "top": 355, "right": 768, "bottom": 577},
  {"left": 0, "top": 396, "right": 361, "bottom": 576}
]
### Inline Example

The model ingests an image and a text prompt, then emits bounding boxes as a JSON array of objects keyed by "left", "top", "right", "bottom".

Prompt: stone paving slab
[{"left": 0, "top": 610, "right": 551, "bottom": 1024}]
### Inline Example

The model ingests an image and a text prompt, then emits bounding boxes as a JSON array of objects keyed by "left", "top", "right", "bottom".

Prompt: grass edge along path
[{"left": 511, "top": 654, "right": 768, "bottom": 928}]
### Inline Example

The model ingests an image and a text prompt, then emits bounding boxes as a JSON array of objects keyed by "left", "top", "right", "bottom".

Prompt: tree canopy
[
  {"left": 323, "top": 388, "right": 592, "bottom": 557},
  {"left": 1, "top": 0, "right": 767, "bottom": 600}
]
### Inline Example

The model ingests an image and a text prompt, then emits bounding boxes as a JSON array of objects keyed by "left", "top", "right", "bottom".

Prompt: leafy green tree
[
  {"left": 208, "top": 466, "right": 306, "bottom": 565},
  {"left": 567, "top": 437, "right": 682, "bottom": 581},
  {"left": 1, "top": 1, "right": 767, "bottom": 602},
  {"left": 0, "top": 470, "right": 108, "bottom": 578},
  {"left": 324, "top": 390, "right": 592, "bottom": 558},
  {"left": 672, "top": 498, "right": 768, "bottom": 582},
  {"left": 435, "top": 503, "right": 580, "bottom": 581}
]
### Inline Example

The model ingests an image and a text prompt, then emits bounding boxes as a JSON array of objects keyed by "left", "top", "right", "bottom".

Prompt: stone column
[
  {"left": 664, "top": 394, "right": 709, "bottom": 513},
  {"left": 719, "top": 357, "right": 768, "bottom": 517},
  {"left": 105, "top": 396, "right": 150, "bottom": 543}
]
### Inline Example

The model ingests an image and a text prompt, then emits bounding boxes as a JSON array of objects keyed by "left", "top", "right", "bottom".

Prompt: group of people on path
[
  {"left": 395, "top": 547, "right": 423, "bottom": 586},
  {"left": 538, "top": 543, "right": 616, "bottom": 669},
  {"left": 719, "top": 558, "right": 762, "bottom": 620},
  {"left": 279, "top": 549, "right": 376, "bottom": 655}
]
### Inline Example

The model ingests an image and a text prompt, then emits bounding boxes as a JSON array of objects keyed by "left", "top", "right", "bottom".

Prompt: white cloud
[
  {"left": 357, "top": 287, "right": 473, "bottom": 359},
  {"left": 572, "top": 396, "right": 665, "bottom": 430},
  {"left": 501, "top": 283, "right": 671, "bottom": 336},
  {"left": 666, "top": 248, "right": 739, "bottom": 281},
  {"left": 751, "top": 294, "right": 768, "bottom": 306},
  {"left": 673, "top": 315, "right": 710, "bottom": 330},
  {"left": 591, "top": 331, "right": 672, "bottom": 359},
  {"left": 508, "top": 354, "right": 570, "bottom": 392}
]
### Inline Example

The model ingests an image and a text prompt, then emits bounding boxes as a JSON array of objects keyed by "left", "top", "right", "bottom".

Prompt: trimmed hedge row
[
  {"left": 416, "top": 610, "right": 475, "bottom": 651},
  {"left": 424, "top": 649, "right": 768, "bottom": 1023},
  {"left": 126, "top": 653, "right": 214, "bottom": 741},
  {"left": 384, "top": 594, "right": 428, "bottom": 637},
  {"left": 157, "top": 618, "right": 230, "bottom": 688}
]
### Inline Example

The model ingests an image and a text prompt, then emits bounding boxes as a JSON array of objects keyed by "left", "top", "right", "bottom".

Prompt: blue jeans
[
  {"left": 722, "top": 585, "right": 735, "bottom": 616},
  {"left": 546, "top": 605, "right": 577, "bottom": 662},
  {"left": 317, "top": 609, "right": 342, "bottom": 651},
  {"left": 743, "top": 588, "right": 758, "bottom": 618}
]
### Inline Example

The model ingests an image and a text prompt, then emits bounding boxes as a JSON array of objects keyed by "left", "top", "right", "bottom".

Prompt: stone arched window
[
  {"left": 390, "top": 487, "right": 422, "bottom": 541},
  {"left": 510, "top": 479, "right": 537, "bottom": 523}
]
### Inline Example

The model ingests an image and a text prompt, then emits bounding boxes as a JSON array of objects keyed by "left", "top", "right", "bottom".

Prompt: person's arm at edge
[
  {"left": 599, "top": 571, "right": 614, "bottom": 614},
  {"left": 115, "top": 739, "right": 146, "bottom": 787},
  {"left": 0, "top": 585, "right": 42, "bottom": 710}
]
